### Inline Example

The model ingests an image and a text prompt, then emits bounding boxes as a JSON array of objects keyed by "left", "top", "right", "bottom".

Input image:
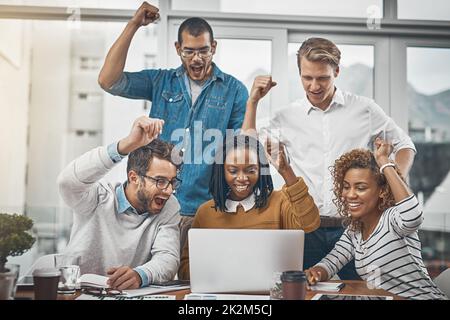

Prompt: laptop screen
[{"left": 188, "top": 229, "right": 304, "bottom": 293}]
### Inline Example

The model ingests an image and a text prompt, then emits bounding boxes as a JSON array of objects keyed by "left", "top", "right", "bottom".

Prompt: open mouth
[
  {"left": 309, "top": 91, "right": 323, "bottom": 97},
  {"left": 347, "top": 202, "right": 362, "bottom": 211},
  {"left": 190, "top": 65, "right": 204, "bottom": 76},
  {"left": 234, "top": 185, "right": 249, "bottom": 193},
  {"left": 154, "top": 196, "right": 168, "bottom": 207}
]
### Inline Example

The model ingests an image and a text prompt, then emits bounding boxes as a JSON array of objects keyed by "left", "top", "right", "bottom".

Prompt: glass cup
[
  {"left": 0, "top": 264, "right": 20, "bottom": 300},
  {"left": 58, "top": 265, "right": 80, "bottom": 294},
  {"left": 7, "top": 264, "right": 20, "bottom": 299},
  {"left": 269, "top": 271, "right": 283, "bottom": 300},
  {"left": 54, "top": 254, "right": 81, "bottom": 294}
]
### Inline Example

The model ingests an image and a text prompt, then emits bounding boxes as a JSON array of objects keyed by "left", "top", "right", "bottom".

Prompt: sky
[{"left": 408, "top": 47, "right": 450, "bottom": 95}]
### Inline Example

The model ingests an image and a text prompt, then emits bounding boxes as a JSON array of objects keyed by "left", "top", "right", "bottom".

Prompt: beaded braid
[{"left": 209, "top": 135, "right": 274, "bottom": 212}]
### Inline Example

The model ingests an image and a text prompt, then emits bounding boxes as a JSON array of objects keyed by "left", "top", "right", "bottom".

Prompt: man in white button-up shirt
[{"left": 242, "top": 37, "right": 416, "bottom": 280}]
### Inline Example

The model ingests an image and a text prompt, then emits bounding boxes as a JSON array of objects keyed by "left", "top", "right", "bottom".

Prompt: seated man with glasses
[
  {"left": 58, "top": 116, "right": 182, "bottom": 290},
  {"left": 98, "top": 2, "right": 249, "bottom": 255}
]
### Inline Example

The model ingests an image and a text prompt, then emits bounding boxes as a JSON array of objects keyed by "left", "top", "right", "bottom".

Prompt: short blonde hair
[{"left": 297, "top": 37, "right": 341, "bottom": 72}]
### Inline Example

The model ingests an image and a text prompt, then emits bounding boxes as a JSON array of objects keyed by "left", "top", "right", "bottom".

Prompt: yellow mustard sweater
[{"left": 178, "top": 177, "right": 320, "bottom": 280}]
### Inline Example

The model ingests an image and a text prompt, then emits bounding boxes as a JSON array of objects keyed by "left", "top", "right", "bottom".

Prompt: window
[
  {"left": 214, "top": 38, "right": 272, "bottom": 118},
  {"left": 0, "top": 18, "right": 159, "bottom": 270},
  {"left": 398, "top": 0, "right": 450, "bottom": 21},
  {"left": 172, "top": 0, "right": 383, "bottom": 19},
  {"left": 407, "top": 46, "right": 450, "bottom": 277},
  {"left": 288, "top": 43, "right": 374, "bottom": 104}
]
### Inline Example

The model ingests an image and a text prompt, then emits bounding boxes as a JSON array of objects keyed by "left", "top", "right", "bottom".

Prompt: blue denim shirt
[{"left": 106, "top": 64, "right": 248, "bottom": 215}]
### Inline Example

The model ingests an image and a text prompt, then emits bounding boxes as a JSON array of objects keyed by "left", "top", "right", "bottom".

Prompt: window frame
[{"left": 390, "top": 36, "right": 450, "bottom": 131}]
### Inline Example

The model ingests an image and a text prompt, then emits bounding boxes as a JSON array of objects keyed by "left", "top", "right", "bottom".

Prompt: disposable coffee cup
[
  {"left": 281, "top": 270, "right": 307, "bottom": 300},
  {"left": 33, "top": 268, "right": 61, "bottom": 300}
]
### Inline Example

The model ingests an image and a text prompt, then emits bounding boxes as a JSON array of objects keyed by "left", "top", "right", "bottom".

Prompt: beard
[{"left": 136, "top": 188, "right": 155, "bottom": 214}]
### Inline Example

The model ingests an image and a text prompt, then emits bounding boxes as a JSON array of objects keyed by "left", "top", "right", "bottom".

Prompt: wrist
[
  {"left": 379, "top": 162, "right": 396, "bottom": 174},
  {"left": 247, "top": 98, "right": 259, "bottom": 107},
  {"left": 118, "top": 137, "right": 135, "bottom": 155},
  {"left": 133, "top": 268, "right": 147, "bottom": 288},
  {"left": 126, "top": 20, "right": 141, "bottom": 31},
  {"left": 280, "top": 167, "right": 297, "bottom": 185},
  {"left": 376, "top": 156, "right": 390, "bottom": 167}
]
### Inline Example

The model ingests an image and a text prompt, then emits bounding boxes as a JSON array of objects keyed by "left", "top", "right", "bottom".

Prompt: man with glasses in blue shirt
[
  {"left": 58, "top": 116, "right": 182, "bottom": 290},
  {"left": 98, "top": 2, "right": 248, "bottom": 252}
]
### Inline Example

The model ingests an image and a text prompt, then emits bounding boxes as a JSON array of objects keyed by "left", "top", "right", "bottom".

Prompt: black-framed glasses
[
  {"left": 180, "top": 47, "right": 212, "bottom": 59},
  {"left": 141, "top": 175, "right": 182, "bottom": 190},
  {"left": 82, "top": 287, "right": 123, "bottom": 297}
]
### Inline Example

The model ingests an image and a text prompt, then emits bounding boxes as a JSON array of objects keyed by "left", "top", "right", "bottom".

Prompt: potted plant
[{"left": 0, "top": 213, "right": 35, "bottom": 299}]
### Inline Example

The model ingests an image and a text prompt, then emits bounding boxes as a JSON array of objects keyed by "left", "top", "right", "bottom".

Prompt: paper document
[
  {"left": 123, "top": 285, "right": 190, "bottom": 297},
  {"left": 184, "top": 293, "right": 270, "bottom": 300},
  {"left": 309, "top": 282, "right": 345, "bottom": 292},
  {"left": 78, "top": 273, "right": 189, "bottom": 297},
  {"left": 76, "top": 294, "right": 176, "bottom": 300}
]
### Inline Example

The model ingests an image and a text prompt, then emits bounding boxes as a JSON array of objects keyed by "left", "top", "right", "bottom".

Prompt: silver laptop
[{"left": 188, "top": 229, "right": 304, "bottom": 293}]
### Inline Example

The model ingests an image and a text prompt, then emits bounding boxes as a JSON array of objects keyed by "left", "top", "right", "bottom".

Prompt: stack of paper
[{"left": 309, "top": 282, "right": 345, "bottom": 292}]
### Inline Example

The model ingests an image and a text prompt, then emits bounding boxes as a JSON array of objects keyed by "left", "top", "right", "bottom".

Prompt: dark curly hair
[{"left": 331, "top": 149, "right": 403, "bottom": 232}]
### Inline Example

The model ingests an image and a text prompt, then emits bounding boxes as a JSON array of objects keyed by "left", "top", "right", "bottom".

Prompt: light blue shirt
[{"left": 107, "top": 142, "right": 151, "bottom": 287}]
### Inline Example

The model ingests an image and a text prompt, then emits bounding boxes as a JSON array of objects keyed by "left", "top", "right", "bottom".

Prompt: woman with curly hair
[{"left": 306, "top": 138, "right": 447, "bottom": 300}]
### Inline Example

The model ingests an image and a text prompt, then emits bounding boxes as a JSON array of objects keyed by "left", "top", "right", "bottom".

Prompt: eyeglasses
[
  {"left": 82, "top": 287, "right": 123, "bottom": 297},
  {"left": 180, "top": 47, "right": 213, "bottom": 59},
  {"left": 141, "top": 175, "right": 182, "bottom": 190}
]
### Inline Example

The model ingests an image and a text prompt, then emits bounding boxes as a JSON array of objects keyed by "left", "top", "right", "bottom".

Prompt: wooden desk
[
  {"left": 14, "top": 280, "right": 401, "bottom": 300},
  {"left": 305, "top": 280, "right": 401, "bottom": 299}
]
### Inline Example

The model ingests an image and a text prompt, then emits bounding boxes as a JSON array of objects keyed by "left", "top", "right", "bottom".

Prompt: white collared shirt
[
  {"left": 263, "top": 88, "right": 416, "bottom": 217},
  {"left": 225, "top": 194, "right": 256, "bottom": 213}
]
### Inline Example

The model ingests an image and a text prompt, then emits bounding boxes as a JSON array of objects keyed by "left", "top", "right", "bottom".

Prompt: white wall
[
  {"left": 0, "top": 20, "right": 31, "bottom": 213},
  {"left": 172, "top": 0, "right": 220, "bottom": 11}
]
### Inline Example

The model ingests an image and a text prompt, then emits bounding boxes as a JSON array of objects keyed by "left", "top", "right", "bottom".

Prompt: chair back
[{"left": 434, "top": 268, "right": 450, "bottom": 298}]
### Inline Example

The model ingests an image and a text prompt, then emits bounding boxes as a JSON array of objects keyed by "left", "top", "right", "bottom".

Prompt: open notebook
[
  {"left": 79, "top": 274, "right": 109, "bottom": 288},
  {"left": 78, "top": 274, "right": 190, "bottom": 297}
]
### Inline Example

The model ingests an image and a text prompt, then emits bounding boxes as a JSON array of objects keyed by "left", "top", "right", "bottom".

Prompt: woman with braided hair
[{"left": 178, "top": 134, "right": 320, "bottom": 280}]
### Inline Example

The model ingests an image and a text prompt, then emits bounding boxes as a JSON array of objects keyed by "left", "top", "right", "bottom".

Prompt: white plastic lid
[{"left": 32, "top": 267, "right": 61, "bottom": 277}]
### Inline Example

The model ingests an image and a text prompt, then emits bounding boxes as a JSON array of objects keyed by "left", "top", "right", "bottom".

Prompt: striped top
[{"left": 316, "top": 195, "right": 448, "bottom": 300}]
